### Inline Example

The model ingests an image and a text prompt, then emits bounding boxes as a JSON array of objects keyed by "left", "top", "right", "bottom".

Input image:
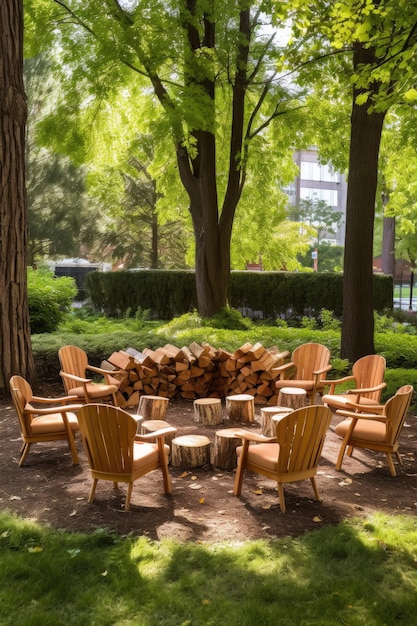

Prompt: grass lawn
[{"left": 1, "top": 511, "right": 416, "bottom": 625}]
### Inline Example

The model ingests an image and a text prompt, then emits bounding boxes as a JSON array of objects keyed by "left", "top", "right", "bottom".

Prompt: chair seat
[
  {"left": 237, "top": 443, "right": 280, "bottom": 472},
  {"left": 335, "top": 418, "right": 386, "bottom": 443},
  {"left": 31, "top": 412, "right": 79, "bottom": 435},
  {"left": 132, "top": 441, "right": 170, "bottom": 470},
  {"left": 323, "top": 394, "right": 380, "bottom": 410},
  {"left": 70, "top": 383, "right": 119, "bottom": 399}
]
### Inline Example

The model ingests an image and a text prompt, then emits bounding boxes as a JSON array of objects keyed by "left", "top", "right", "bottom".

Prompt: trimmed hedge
[{"left": 86, "top": 270, "right": 393, "bottom": 320}]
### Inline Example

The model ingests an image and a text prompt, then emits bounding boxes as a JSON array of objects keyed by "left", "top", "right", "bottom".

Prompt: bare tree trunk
[
  {"left": 0, "top": 0, "right": 36, "bottom": 395},
  {"left": 341, "top": 43, "right": 386, "bottom": 363}
]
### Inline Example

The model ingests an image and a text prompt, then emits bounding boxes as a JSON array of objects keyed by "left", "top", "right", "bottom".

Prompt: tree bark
[
  {"left": 0, "top": 0, "right": 36, "bottom": 395},
  {"left": 341, "top": 43, "right": 386, "bottom": 362}
]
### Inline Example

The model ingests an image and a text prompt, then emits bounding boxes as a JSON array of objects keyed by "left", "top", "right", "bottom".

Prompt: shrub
[{"left": 28, "top": 268, "right": 77, "bottom": 333}]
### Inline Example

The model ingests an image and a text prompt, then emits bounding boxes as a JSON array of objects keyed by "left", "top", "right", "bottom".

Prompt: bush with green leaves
[{"left": 28, "top": 268, "right": 77, "bottom": 333}]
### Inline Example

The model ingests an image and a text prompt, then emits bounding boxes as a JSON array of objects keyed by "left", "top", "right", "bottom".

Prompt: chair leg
[
  {"left": 386, "top": 453, "right": 397, "bottom": 477},
  {"left": 67, "top": 432, "right": 79, "bottom": 465},
  {"left": 112, "top": 392, "right": 118, "bottom": 407},
  {"left": 395, "top": 451, "right": 403, "bottom": 466},
  {"left": 19, "top": 443, "right": 31, "bottom": 467},
  {"left": 125, "top": 483, "right": 133, "bottom": 511},
  {"left": 233, "top": 441, "right": 249, "bottom": 496},
  {"left": 336, "top": 419, "right": 356, "bottom": 471},
  {"left": 310, "top": 476, "right": 321, "bottom": 502},
  {"left": 158, "top": 438, "right": 172, "bottom": 494},
  {"left": 347, "top": 445, "right": 354, "bottom": 457},
  {"left": 89, "top": 479, "right": 98, "bottom": 503},
  {"left": 277, "top": 482, "right": 286, "bottom": 513},
  {"left": 161, "top": 461, "right": 172, "bottom": 494}
]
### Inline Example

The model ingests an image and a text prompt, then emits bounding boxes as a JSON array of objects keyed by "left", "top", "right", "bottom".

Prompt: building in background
[{"left": 284, "top": 148, "right": 347, "bottom": 246}]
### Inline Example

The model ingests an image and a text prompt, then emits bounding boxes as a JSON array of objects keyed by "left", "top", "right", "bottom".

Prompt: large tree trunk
[
  {"left": 0, "top": 0, "right": 36, "bottom": 395},
  {"left": 341, "top": 43, "right": 386, "bottom": 363}
]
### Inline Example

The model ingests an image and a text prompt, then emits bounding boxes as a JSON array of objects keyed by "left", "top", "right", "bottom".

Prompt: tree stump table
[
  {"left": 260, "top": 406, "right": 294, "bottom": 437},
  {"left": 137, "top": 395, "right": 169, "bottom": 421},
  {"left": 213, "top": 428, "right": 243, "bottom": 471},
  {"left": 278, "top": 387, "right": 307, "bottom": 410},
  {"left": 140, "top": 419, "right": 176, "bottom": 451},
  {"left": 171, "top": 434, "right": 211, "bottom": 469},
  {"left": 225, "top": 393, "right": 255, "bottom": 423},
  {"left": 193, "top": 398, "right": 223, "bottom": 426}
]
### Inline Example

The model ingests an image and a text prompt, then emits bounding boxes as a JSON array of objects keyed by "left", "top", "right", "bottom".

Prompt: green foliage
[
  {"left": 1, "top": 510, "right": 417, "bottom": 625},
  {"left": 28, "top": 268, "right": 77, "bottom": 333},
  {"left": 87, "top": 270, "right": 392, "bottom": 322},
  {"left": 204, "top": 308, "right": 253, "bottom": 331},
  {"left": 320, "top": 309, "right": 342, "bottom": 331}
]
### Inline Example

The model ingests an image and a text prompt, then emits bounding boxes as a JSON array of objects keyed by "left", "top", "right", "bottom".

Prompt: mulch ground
[{"left": 1, "top": 388, "right": 416, "bottom": 543}]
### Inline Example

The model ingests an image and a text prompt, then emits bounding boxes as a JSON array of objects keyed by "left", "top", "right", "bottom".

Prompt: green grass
[{"left": 0, "top": 511, "right": 416, "bottom": 625}]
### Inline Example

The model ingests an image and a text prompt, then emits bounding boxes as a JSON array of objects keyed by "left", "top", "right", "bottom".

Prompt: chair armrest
[
  {"left": 24, "top": 403, "right": 83, "bottom": 416},
  {"left": 233, "top": 429, "right": 276, "bottom": 443},
  {"left": 333, "top": 400, "right": 385, "bottom": 414},
  {"left": 135, "top": 426, "right": 177, "bottom": 441},
  {"left": 321, "top": 375, "right": 355, "bottom": 394},
  {"left": 88, "top": 364, "right": 122, "bottom": 376},
  {"left": 313, "top": 364, "right": 332, "bottom": 376},
  {"left": 31, "top": 395, "right": 79, "bottom": 405},
  {"left": 271, "top": 362, "right": 295, "bottom": 379},
  {"left": 346, "top": 382, "right": 386, "bottom": 396},
  {"left": 335, "top": 409, "right": 388, "bottom": 423},
  {"left": 60, "top": 371, "right": 91, "bottom": 384}
]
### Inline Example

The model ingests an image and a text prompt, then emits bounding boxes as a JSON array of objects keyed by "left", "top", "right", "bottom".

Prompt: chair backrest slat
[
  {"left": 385, "top": 385, "right": 413, "bottom": 444},
  {"left": 351, "top": 355, "right": 386, "bottom": 402},
  {"left": 292, "top": 343, "right": 330, "bottom": 380},
  {"left": 275, "top": 405, "right": 332, "bottom": 474},
  {"left": 77, "top": 404, "right": 137, "bottom": 475},
  {"left": 59, "top": 345, "right": 89, "bottom": 392}
]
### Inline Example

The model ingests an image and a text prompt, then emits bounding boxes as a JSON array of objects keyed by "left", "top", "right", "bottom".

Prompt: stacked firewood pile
[{"left": 103, "top": 342, "right": 289, "bottom": 407}]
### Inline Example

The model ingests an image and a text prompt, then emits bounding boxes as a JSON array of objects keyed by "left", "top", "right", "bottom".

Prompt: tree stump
[
  {"left": 225, "top": 394, "right": 255, "bottom": 423},
  {"left": 140, "top": 419, "right": 176, "bottom": 450},
  {"left": 260, "top": 407, "right": 294, "bottom": 437},
  {"left": 137, "top": 395, "right": 169, "bottom": 421},
  {"left": 193, "top": 398, "right": 223, "bottom": 426},
  {"left": 278, "top": 387, "right": 307, "bottom": 410},
  {"left": 213, "top": 428, "right": 243, "bottom": 470},
  {"left": 171, "top": 435, "right": 211, "bottom": 468}
]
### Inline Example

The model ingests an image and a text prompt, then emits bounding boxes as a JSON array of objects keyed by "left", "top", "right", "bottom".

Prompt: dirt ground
[{"left": 1, "top": 387, "right": 416, "bottom": 543}]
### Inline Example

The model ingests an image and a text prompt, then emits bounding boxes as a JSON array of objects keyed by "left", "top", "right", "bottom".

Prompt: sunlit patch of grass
[{"left": 1, "top": 511, "right": 417, "bottom": 625}]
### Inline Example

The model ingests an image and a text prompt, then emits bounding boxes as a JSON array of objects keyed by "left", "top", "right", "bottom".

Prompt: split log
[
  {"left": 193, "top": 398, "right": 223, "bottom": 425},
  {"left": 171, "top": 435, "right": 211, "bottom": 468}
]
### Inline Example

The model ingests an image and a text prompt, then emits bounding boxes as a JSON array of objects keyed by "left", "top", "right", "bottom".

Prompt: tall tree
[
  {"left": 0, "top": 0, "right": 36, "bottom": 394},
  {"left": 287, "top": 0, "right": 417, "bottom": 361},
  {"left": 26, "top": 0, "right": 300, "bottom": 316}
]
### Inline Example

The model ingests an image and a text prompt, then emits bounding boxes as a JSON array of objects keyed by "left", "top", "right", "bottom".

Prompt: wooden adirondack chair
[
  {"left": 58, "top": 345, "right": 120, "bottom": 406},
  {"left": 273, "top": 343, "right": 332, "bottom": 403},
  {"left": 9, "top": 375, "right": 81, "bottom": 466},
  {"left": 233, "top": 404, "right": 333, "bottom": 513},
  {"left": 322, "top": 354, "right": 386, "bottom": 413},
  {"left": 334, "top": 384, "right": 413, "bottom": 476},
  {"left": 77, "top": 403, "right": 176, "bottom": 511}
]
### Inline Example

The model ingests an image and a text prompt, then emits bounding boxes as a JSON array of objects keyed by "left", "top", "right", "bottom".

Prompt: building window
[
  {"left": 300, "top": 187, "right": 339, "bottom": 207},
  {"left": 300, "top": 161, "right": 339, "bottom": 183}
]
